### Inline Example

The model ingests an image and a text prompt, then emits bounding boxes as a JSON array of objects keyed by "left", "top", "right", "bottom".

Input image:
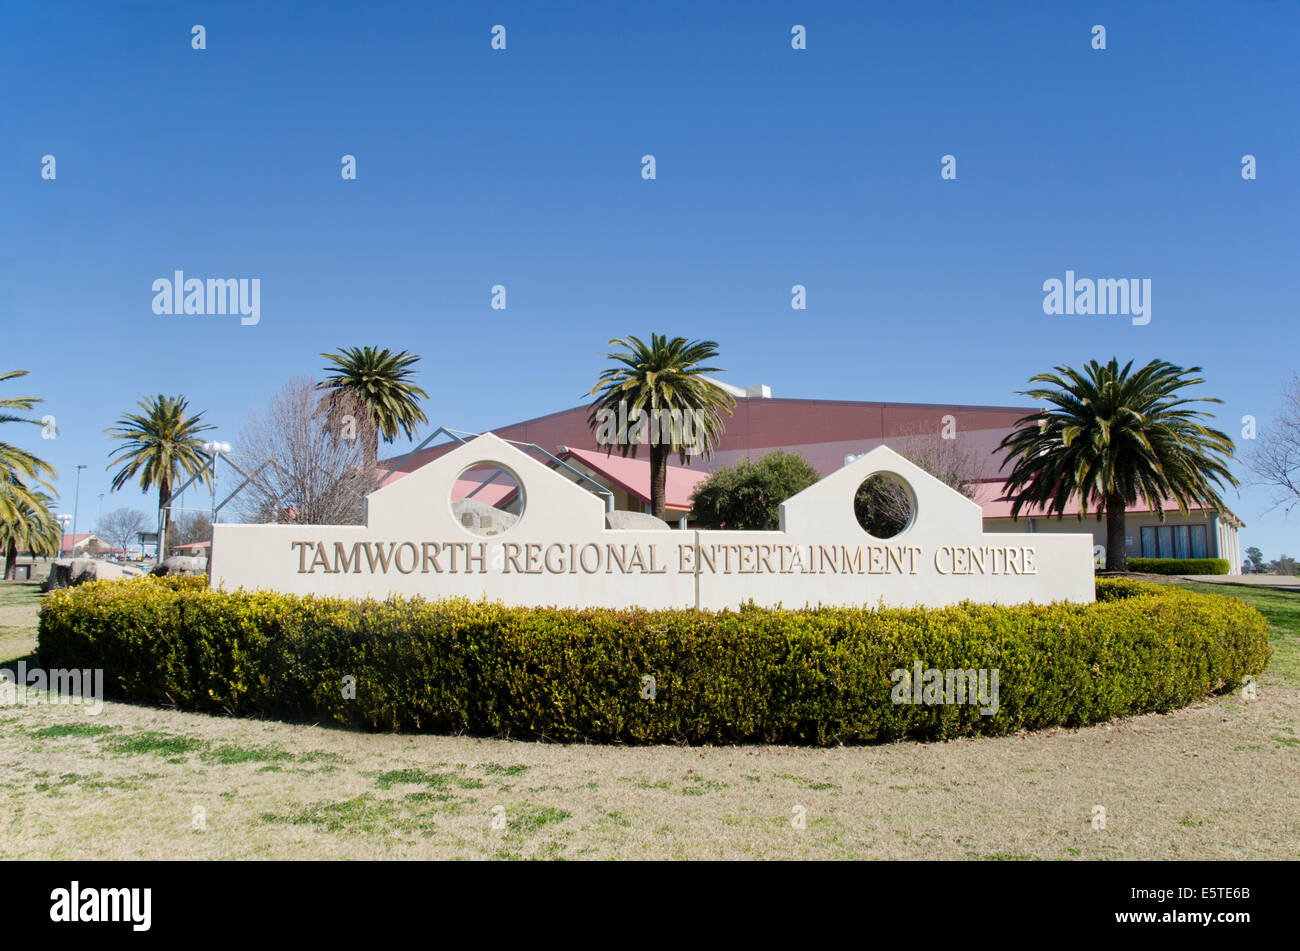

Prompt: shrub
[
  {"left": 37, "top": 577, "right": 1270, "bottom": 745},
  {"left": 689, "top": 451, "right": 819, "bottom": 530},
  {"left": 1127, "top": 557, "right": 1230, "bottom": 575}
]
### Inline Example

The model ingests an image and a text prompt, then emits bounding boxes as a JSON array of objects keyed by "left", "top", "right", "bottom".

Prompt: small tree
[
  {"left": 96, "top": 508, "right": 150, "bottom": 556},
  {"left": 173, "top": 511, "right": 212, "bottom": 547},
  {"left": 1268, "top": 554, "right": 1299, "bottom": 576},
  {"left": 1244, "top": 546, "right": 1265, "bottom": 573},
  {"left": 1249, "top": 373, "right": 1300, "bottom": 514},
  {"left": 237, "top": 376, "right": 370, "bottom": 525},
  {"left": 690, "top": 451, "right": 819, "bottom": 530}
]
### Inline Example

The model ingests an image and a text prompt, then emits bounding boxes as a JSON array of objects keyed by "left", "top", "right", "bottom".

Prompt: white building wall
[{"left": 983, "top": 510, "right": 1240, "bottom": 574}]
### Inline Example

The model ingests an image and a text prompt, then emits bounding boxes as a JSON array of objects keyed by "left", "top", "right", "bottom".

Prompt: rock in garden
[
  {"left": 43, "top": 558, "right": 141, "bottom": 590},
  {"left": 150, "top": 555, "right": 208, "bottom": 576}
]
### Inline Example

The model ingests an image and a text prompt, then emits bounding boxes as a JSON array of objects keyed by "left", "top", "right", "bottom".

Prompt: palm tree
[
  {"left": 0, "top": 369, "right": 58, "bottom": 526},
  {"left": 317, "top": 347, "right": 429, "bottom": 479},
  {"left": 997, "top": 358, "right": 1237, "bottom": 571},
  {"left": 107, "top": 395, "right": 215, "bottom": 558},
  {"left": 588, "top": 334, "right": 735, "bottom": 521},
  {"left": 1, "top": 487, "right": 60, "bottom": 580}
]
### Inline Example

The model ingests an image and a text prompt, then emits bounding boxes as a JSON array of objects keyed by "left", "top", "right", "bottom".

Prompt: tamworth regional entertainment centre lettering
[{"left": 290, "top": 541, "right": 1039, "bottom": 576}]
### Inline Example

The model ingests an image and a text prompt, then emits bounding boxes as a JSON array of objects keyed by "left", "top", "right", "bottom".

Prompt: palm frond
[{"left": 998, "top": 358, "right": 1238, "bottom": 524}]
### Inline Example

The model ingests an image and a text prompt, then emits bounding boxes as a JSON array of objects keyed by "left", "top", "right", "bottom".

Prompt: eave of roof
[{"left": 971, "top": 480, "right": 1244, "bottom": 527}]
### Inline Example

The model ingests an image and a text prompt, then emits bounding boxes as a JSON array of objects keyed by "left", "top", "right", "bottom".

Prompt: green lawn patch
[
  {"left": 200, "top": 744, "right": 295, "bottom": 765},
  {"left": 107, "top": 731, "right": 207, "bottom": 758},
  {"left": 262, "top": 796, "right": 401, "bottom": 834},
  {"left": 508, "top": 804, "right": 571, "bottom": 833},
  {"left": 26, "top": 723, "right": 119, "bottom": 739}
]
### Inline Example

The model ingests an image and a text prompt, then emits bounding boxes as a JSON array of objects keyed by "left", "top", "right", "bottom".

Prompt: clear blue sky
[{"left": 3, "top": 1, "right": 1297, "bottom": 557}]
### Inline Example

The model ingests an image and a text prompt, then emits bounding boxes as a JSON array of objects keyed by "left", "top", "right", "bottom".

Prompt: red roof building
[
  {"left": 378, "top": 391, "right": 1244, "bottom": 572},
  {"left": 59, "top": 533, "right": 107, "bottom": 555}
]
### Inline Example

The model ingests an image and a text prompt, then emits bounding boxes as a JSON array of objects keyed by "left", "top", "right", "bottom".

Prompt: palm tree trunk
[
  {"left": 158, "top": 478, "right": 171, "bottom": 562},
  {"left": 649, "top": 443, "right": 668, "bottom": 522},
  {"left": 3, "top": 538, "right": 16, "bottom": 581},
  {"left": 1105, "top": 493, "right": 1128, "bottom": 571},
  {"left": 366, "top": 425, "right": 379, "bottom": 489}
]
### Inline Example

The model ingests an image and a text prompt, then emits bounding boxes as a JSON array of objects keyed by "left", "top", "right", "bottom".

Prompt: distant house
[{"left": 60, "top": 533, "right": 106, "bottom": 557}]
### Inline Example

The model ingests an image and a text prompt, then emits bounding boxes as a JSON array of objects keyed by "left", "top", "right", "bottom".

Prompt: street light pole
[
  {"left": 71, "top": 464, "right": 87, "bottom": 556},
  {"left": 57, "top": 513, "right": 72, "bottom": 557}
]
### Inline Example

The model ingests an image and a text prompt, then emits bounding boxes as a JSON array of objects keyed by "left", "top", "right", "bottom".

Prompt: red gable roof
[
  {"left": 559, "top": 447, "right": 709, "bottom": 513},
  {"left": 378, "top": 399, "right": 1035, "bottom": 481}
]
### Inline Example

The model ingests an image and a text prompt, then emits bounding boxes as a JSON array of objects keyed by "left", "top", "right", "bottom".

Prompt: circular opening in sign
[
  {"left": 853, "top": 472, "right": 915, "bottom": 539},
  {"left": 449, "top": 462, "right": 524, "bottom": 537}
]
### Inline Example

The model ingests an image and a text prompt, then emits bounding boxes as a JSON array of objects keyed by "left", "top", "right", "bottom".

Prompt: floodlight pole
[
  {"left": 57, "top": 513, "right": 73, "bottom": 556},
  {"left": 71, "top": 464, "right": 86, "bottom": 554},
  {"left": 202, "top": 441, "right": 232, "bottom": 526}
]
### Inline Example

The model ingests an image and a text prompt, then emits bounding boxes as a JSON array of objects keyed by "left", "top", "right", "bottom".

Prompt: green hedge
[
  {"left": 1127, "top": 558, "right": 1231, "bottom": 575},
  {"left": 36, "top": 576, "right": 1270, "bottom": 745}
]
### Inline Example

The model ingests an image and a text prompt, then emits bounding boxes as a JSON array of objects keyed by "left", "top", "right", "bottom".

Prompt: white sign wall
[{"left": 210, "top": 434, "right": 1095, "bottom": 609}]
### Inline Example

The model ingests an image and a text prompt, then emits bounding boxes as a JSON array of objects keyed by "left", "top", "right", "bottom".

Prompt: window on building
[
  {"left": 1190, "top": 525, "right": 1208, "bottom": 558},
  {"left": 1140, "top": 524, "right": 1211, "bottom": 559}
]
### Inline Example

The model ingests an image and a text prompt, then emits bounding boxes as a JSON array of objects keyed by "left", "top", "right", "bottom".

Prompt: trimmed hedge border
[
  {"left": 36, "top": 576, "right": 1270, "bottom": 745},
  {"left": 1126, "top": 557, "right": 1231, "bottom": 575}
]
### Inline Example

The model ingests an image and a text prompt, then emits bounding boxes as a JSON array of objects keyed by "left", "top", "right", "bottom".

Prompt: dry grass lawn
[{"left": 3, "top": 579, "right": 1297, "bottom": 860}]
